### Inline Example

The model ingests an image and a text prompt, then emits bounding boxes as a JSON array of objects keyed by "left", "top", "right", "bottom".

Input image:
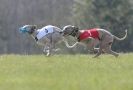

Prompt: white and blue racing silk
[{"left": 36, "top": 25, "right": 54, "bottom": 40}]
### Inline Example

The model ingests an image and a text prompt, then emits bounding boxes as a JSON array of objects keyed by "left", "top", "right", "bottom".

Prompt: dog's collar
[
  {"left": 77, "top": 36, "right": 80, "bottom": 42},
  {"left": 30, "top": 30, "right": 39, "bottom": 42},
  {"left": 35, "top": 30, "right": 39, "bottom": 41}
]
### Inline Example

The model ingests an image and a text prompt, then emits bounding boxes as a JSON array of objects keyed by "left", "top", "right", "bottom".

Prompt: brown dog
[{"left": 62, "top": 25, "right": 127, "bottom": 57}]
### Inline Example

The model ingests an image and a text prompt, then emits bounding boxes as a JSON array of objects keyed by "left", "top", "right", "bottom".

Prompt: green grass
[{"left": 0, "top": 53, "right": 133, "bottom": 90}]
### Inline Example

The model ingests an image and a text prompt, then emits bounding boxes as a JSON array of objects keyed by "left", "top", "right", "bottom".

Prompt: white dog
[
  {"left": 19, "top": 25, "right": 75, "bottom": 56},
  {"left": 62, "top": 25, "right": 127, "bottom": 57}
]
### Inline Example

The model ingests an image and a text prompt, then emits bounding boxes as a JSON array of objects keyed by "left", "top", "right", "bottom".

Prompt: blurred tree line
[
  {"left": 0, "top": 0, "right": 74, "bottom": 54},
  {"left": 73, "top": 0, "right": 133, "bottom": 52},
  {"left": 0, "top": 0, "right": 132, "bottom": 54}
]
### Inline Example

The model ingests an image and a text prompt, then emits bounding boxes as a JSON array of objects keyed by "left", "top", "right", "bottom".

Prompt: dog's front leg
[
  {"left": 85, "top": 37, "right": 99, "bottom": 53},
  {"left": 43, "top": 42, "right": 52, "bottom": 56},
  {"left": 93, "top": 49, "right": 102, "bottom": 58},
  {"left": 51, "top": 41, "right": 60, "bottom": 52},
  {"left": 43, "top": 46, "right": 50, "bottom": 56},
  {"left": 93, "top": 42, "right": 102, "bottom": 58},
  {"left": 93, "top": 48, "right": 100, "bottom": 53},
  {"left": 46, "top": 40, "right": 59, "bottom": 56}
]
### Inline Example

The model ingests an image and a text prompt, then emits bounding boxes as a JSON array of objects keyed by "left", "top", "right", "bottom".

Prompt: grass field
[{"left": 0, "top": 53, "right": 133, "bottom": 90}]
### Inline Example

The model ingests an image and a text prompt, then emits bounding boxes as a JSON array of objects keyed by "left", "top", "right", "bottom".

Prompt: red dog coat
[{"left": 79, "top": 28, "right": 100, "bottom": 41}]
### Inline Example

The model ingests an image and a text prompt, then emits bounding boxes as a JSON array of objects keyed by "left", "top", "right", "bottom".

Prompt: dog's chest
[{"left": 79, "top": 28, "right": 99, "bottom": 41}]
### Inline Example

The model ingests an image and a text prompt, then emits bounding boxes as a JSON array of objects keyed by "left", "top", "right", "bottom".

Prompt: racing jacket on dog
[
  {"left": 78, "top": 28, "right": 100, "bottom": 41},
  {"left": 36, "top": 25, "right": 54, "bottom": 40}
]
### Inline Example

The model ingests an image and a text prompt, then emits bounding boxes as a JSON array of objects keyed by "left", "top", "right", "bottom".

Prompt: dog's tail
[{"left": 113, "top": 30, "right": 127, "bottom": 41}]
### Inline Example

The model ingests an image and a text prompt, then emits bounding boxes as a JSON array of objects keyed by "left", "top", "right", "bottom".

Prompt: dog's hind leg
[
  {"left": 43, "top": 43, "right": 52, "bottom": 56},
  {"left": 43, "top": 46, "right": 50, "bottom": 56},
  {"left": 108, "top": 49, "right": 119, "bottom": 57},
  {"left": 105, "top": 44, "right": 119, "bottom": 57}
]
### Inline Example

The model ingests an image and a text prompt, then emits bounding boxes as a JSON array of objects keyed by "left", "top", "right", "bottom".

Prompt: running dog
[
  {"left": 19, "top": 25, "right": 74, "bottom": 56},
  {"left": 62, "top": 25, "right": 127, "bottom": 57}
]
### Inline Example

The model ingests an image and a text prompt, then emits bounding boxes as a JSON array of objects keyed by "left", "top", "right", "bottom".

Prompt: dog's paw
[
  {"left": 46, "top": 52, "right": 50, "bottom": 56},
  {"left": 43, "top": 50, "right": 51, "bottom": 56}
]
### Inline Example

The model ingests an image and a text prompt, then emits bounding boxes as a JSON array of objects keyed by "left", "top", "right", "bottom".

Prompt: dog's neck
[
  {"left": 74, "top": 31, "right": 82, "bottom": 41},
  {"left": 30, "top": 30, "right": 38, "bottom": 41}
]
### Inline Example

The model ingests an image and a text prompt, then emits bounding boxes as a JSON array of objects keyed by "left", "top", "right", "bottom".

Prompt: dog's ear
[
  {"left": 32, "top": 25, "right": 37, "bottom": 30},
  {"left": 73, "top": 26, "right": 79, "bottom": 32},
  {"left": 28, "top": 25, "right": 37, "bottom": 34}
]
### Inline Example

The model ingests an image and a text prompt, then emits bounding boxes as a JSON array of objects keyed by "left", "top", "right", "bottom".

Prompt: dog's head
[
  {"left": 62, "top": 25, "right": 79, "bottom": 37},
  {"left": 19, "top": 25, "right": 37, "bottom": 34}
]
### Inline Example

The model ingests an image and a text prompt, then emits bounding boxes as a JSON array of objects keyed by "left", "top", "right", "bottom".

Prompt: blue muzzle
[{"left": 19, "top": 25, "right": 30, "bottom": 34}]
